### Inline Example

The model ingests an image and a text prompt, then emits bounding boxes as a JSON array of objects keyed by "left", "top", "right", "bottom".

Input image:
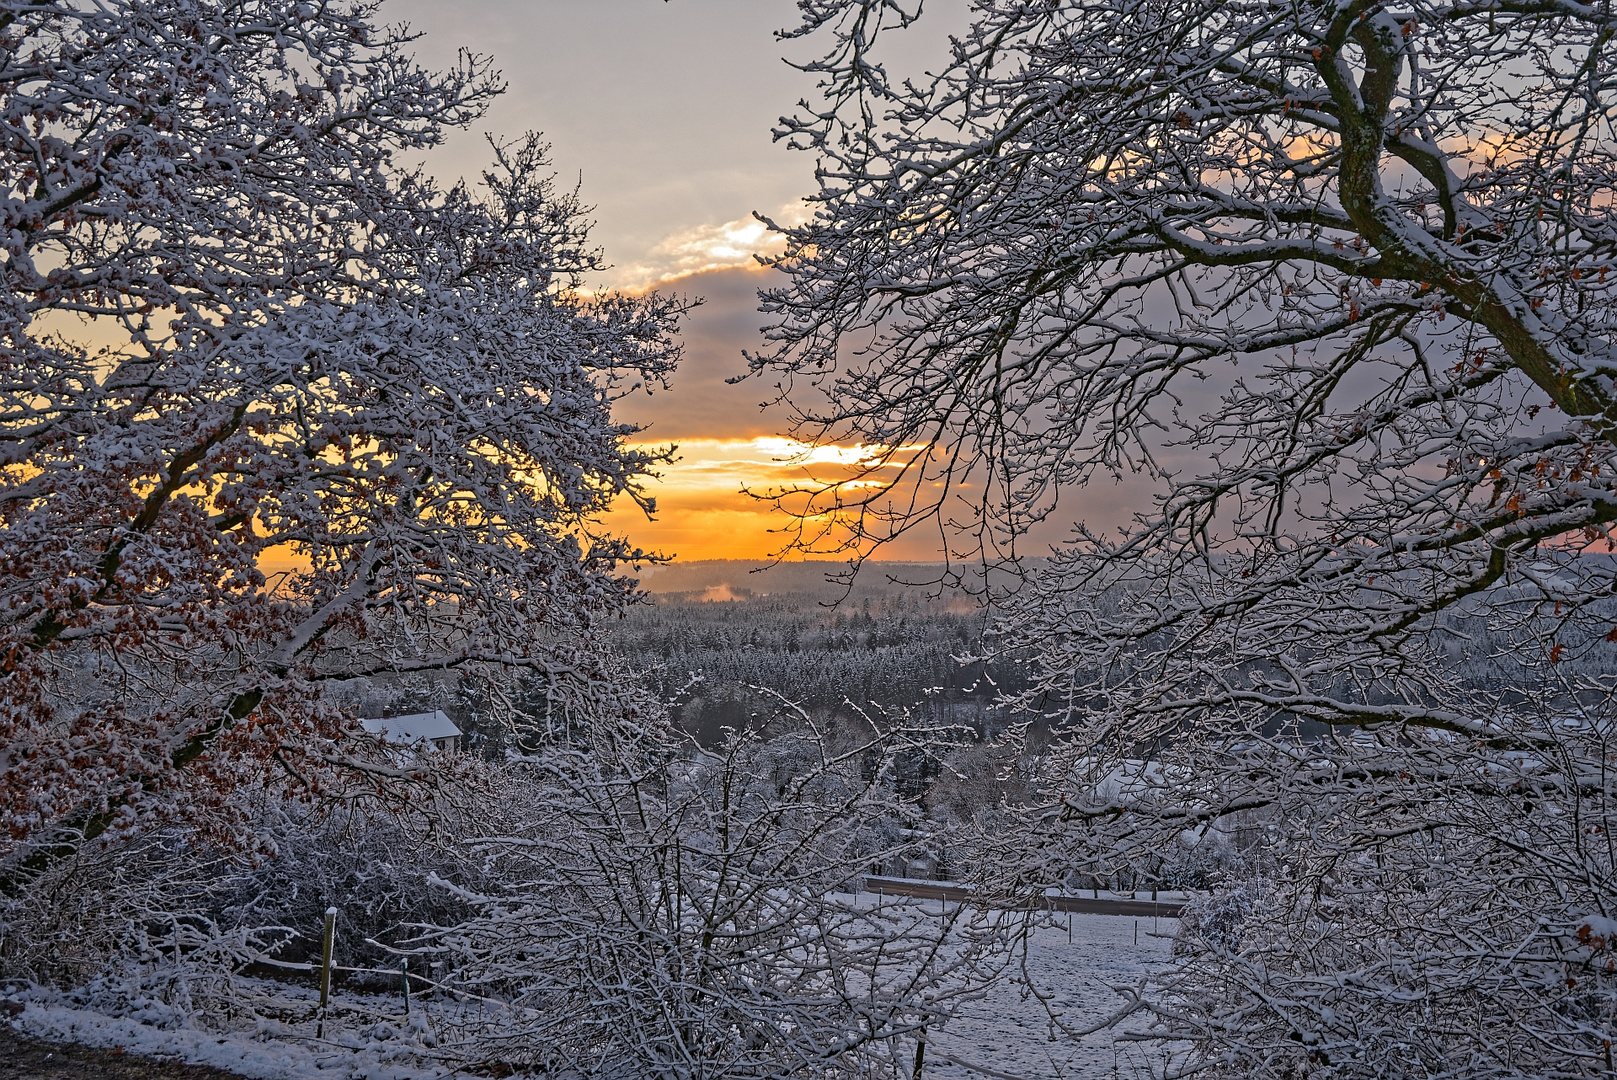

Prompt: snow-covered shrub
[
  {"left": 1, "top": 677, "right": 1032, "bottom": 1079},
  {"left": 0, "top": 829, "right": 265, "bottom": 991},
  {"left": 1159, "top": 714, "right": 1617, "bottom": 1078},
  {"left": 204, "top": 807, "right": 488, "bottom": 985},
  {"left": 0, "top": 792, "right": 482, "bottom": 1001},
  {"left": 1171, "top": 881, "right": 1274, "bottom": 958},
  {"left": 409, "top": 709, "right": 1014, "bottom": 1079}
]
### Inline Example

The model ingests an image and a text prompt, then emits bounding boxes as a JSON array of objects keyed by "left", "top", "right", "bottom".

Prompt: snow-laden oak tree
[
  {"left": 760, "top": 1, "right": 1617, "bottom": 1075},
  {"left": 0, "top": 1, "right": 683, "bottom": 891}
]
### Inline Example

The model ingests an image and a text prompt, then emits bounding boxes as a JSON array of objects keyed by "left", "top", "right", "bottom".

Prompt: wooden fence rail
[{"left": 862, "top": 876, "right": 1187, "bottom": 918}]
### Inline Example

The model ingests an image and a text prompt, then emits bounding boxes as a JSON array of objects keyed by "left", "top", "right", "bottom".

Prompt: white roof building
[{"left": 361, "top": 711, "right": 462, "bottom": 753}]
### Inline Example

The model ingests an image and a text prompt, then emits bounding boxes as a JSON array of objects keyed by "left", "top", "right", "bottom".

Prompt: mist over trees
[{"left": 608, "top": 561, "right": 1028, "bottom": 746}]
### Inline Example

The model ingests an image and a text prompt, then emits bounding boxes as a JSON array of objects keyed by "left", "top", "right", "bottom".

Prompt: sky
[
  {"left": 385, "top": 0, "right": 818, "bottom": 289},
  {"left": 386, "top": 0, "right": 976, "bottom": 562}
]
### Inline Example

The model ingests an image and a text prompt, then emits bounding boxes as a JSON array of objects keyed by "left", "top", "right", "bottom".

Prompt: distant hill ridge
[{"left": 633, "top": 560, "right": 957, "bottom": 603}]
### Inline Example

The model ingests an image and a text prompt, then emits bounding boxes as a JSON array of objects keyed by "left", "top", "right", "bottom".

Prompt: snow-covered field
[
  {"left": 2, "top": 907, "right": 1179, "bottom": 1080},
  {"left": 928, "top": 910, "right": 1178, "bottom": 1080}
]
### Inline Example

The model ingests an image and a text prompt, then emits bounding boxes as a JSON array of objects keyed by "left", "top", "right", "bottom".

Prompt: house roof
[{"left": 361, "top": 711, "right": 462, "bottom": 746}]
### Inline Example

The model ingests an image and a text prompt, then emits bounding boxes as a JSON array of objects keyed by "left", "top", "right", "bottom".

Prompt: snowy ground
[
  {"left": 2, "top": 902, "right": 1181, "bottom": 1080},
  {"left": 1, "top": 979, "right": 456, "bottom": 1080},
  {"left": 926, "top": 909, "right": 1179, "bottom": 1080},
  {"left": 844, "top": 885, "right": 1183, "bottom": 1080}
]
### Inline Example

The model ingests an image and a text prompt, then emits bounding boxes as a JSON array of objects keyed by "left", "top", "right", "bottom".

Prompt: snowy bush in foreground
[
  {"left": 0, "top": 705, "right": 1016, "bottom": 1079},
  {"left": 975, "top": 680, "right": 1617, "bottom": 1079},
  {"left": 0, "top": 786, "right": 488, "bottom": 996},
  {"left": 410, "top": 710, "right": 1016, "bottom": 1079}
]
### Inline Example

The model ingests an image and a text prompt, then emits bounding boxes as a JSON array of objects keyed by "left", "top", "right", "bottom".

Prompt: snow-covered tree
[
  {"left": 0, "top": 0, "right": 684, "bottom": 889},
  {"left": 415, "top": 706, "right": 1010, "bottom": 1080},
  {"left": 760, "top": 1, "right": 1617, "bottom": 1074}
]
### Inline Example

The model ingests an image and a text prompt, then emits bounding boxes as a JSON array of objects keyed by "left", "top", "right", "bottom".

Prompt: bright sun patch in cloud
[
  {"left": 661, "top": 437, "right": 901, "bottom": 485},
  {"left": 601, "top": 437, "right": 928, "bottom": 561},
  {"left": 616, "top": 205, "right": 810, "bottom": 290},
  {"left": 656, "top": 216, "right": 777, "bottom": 266}
]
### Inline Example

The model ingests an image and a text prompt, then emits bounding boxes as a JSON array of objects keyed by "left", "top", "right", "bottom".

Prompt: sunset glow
[{"left": 603, "top": 436, "right": 928, "bottom": 561}]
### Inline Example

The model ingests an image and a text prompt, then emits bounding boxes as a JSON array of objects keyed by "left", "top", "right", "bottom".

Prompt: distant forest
[
  {"left": 435, "top": 557, "right": 1617, "bottom": 759},
  {"left": 613, "top": 561, "right": 1031, "bottom": 744}
]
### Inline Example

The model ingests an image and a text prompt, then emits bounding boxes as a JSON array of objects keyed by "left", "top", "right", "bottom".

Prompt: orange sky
[
  {"left": 354, "top": 1, "right": 992, "bottom": 564},
  {"left": 598, "top": 264, "right": 1107, "bottom": 563},
  {"left": 597, "top": 265, "right": 961, "bottom": 563},
  {"left": 599, "top": 435, "right": 934, "bottom": 562}
]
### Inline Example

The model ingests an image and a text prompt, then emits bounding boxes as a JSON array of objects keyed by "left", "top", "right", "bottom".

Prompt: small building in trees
[{"left": 361, "top": 711, "right": 462, "bottom": 754}]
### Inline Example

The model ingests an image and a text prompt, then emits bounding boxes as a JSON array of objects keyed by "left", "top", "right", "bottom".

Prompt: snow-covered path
[{"left": 3, "top": 998, "right": 451, "bottom": 1080}]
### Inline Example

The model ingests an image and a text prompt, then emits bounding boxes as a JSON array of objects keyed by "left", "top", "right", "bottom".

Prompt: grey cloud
[{"left": 615, "top": 266, "right": 786, "bottom": 441}]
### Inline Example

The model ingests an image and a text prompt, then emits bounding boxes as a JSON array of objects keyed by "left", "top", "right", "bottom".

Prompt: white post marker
[{"left": 318, "top": 907, "right": 337, "bottom": 1037}]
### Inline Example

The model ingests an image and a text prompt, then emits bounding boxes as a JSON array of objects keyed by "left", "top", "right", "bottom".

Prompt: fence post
[
  {"left": 317, "top": 907, "right": 337, "bottom": 1038},
  {"left": 401, "top": 957, "right": 410, "bottom": 1016}
]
